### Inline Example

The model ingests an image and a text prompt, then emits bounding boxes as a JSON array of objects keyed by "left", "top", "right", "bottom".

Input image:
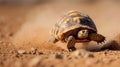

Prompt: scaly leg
[
  {"left": 89, "top": 33, "right": 105, "bottom": 44},
  {"left": 66, "top": 36, "right": 76, "bottom": 52}
]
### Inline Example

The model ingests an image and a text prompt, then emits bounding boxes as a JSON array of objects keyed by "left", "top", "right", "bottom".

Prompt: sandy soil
[{"left": 0, "top": 0, "right": 120, "bottom": 67}]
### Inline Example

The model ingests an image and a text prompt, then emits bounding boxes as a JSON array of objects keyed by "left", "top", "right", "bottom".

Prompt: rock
[
  {"left": 27, "top": 56, "right": 41, "bottom": 67},
  {"left": 17, "top": 50, "right": 26, "bottom": 54},
  {"left": 31, "top": 48, "right": 37, "bottom": 51},
  {"left": 30, "top": 48, "right": 37, "bottom": 54},
  {"left": 55, "top": 53, "right": 63, "bottom": 59}
]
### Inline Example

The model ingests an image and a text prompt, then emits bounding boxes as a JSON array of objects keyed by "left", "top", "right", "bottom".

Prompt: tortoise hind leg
[
  {"left": 49, "top": 37, "right": 58, "bottom": 43},
  {"left": 66, "top": 36, "right": 76, "bottom": 52}
]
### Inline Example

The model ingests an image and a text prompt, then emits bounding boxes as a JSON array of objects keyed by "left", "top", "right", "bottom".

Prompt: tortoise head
[{"left": 77, "top": 29, "right": 89, "bottom": 39}]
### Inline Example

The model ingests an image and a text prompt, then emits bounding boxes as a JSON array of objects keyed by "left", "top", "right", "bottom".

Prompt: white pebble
[{"left": 17, "top": 50, "right": 26, "bottom": 54}]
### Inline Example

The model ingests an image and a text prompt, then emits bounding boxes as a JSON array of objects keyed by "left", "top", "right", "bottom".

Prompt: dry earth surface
[{"left": 0, "top": 0, "right": 120, "bottom": 67}]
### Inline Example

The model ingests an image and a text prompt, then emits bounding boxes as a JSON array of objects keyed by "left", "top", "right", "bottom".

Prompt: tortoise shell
[{"left": 51, "top": 11, "right": 97, "bottom": 42}]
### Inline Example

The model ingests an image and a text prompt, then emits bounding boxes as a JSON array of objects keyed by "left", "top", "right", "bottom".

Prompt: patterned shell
[{"left": 51, "top": 11, "right": 97, "bottom": 42}]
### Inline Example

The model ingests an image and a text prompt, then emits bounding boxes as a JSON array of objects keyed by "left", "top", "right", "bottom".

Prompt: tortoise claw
[{"left": 97, "top": 40, "right": 106, "bottom": 45}]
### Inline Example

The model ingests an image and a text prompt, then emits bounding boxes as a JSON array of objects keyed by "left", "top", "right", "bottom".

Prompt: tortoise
[{"left": 49, "top": 11, "right": 105, "bottom": 52}]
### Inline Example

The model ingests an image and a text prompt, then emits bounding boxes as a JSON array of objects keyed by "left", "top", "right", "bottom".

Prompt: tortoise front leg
[
  {"left": 89, "top": 33, "right": 106, "bottom": 44},
  {"left": 66, "top": 36, "right": 76, "bottom": 52}
]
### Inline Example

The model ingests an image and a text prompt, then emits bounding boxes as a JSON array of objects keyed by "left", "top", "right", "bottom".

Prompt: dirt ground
[{"left": 0, "top": 0, "right": 120, "bottom": 67}]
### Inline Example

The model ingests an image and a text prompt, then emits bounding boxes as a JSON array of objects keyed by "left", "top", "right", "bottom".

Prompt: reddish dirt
[{"left": 0, "top": 1, "right": 120, "bottom": 67}]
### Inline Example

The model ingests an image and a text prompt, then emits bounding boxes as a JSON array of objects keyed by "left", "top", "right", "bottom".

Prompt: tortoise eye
[{"left": 73, "top": 17, "right": 81, "bottom": 23}]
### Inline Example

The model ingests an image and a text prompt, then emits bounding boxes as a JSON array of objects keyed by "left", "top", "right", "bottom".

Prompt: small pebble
[
  {"left": 55, "top": 53, "right": 63, "bottom": 59},
  {"left": 17, "top": 50, "right": 26, "bottom": 54},
  {"left": 31, "top": 48, "right": 37, "bottom": 51},
  {"left": 30, "top": 48, "right": 37, "bottom": 54}
]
